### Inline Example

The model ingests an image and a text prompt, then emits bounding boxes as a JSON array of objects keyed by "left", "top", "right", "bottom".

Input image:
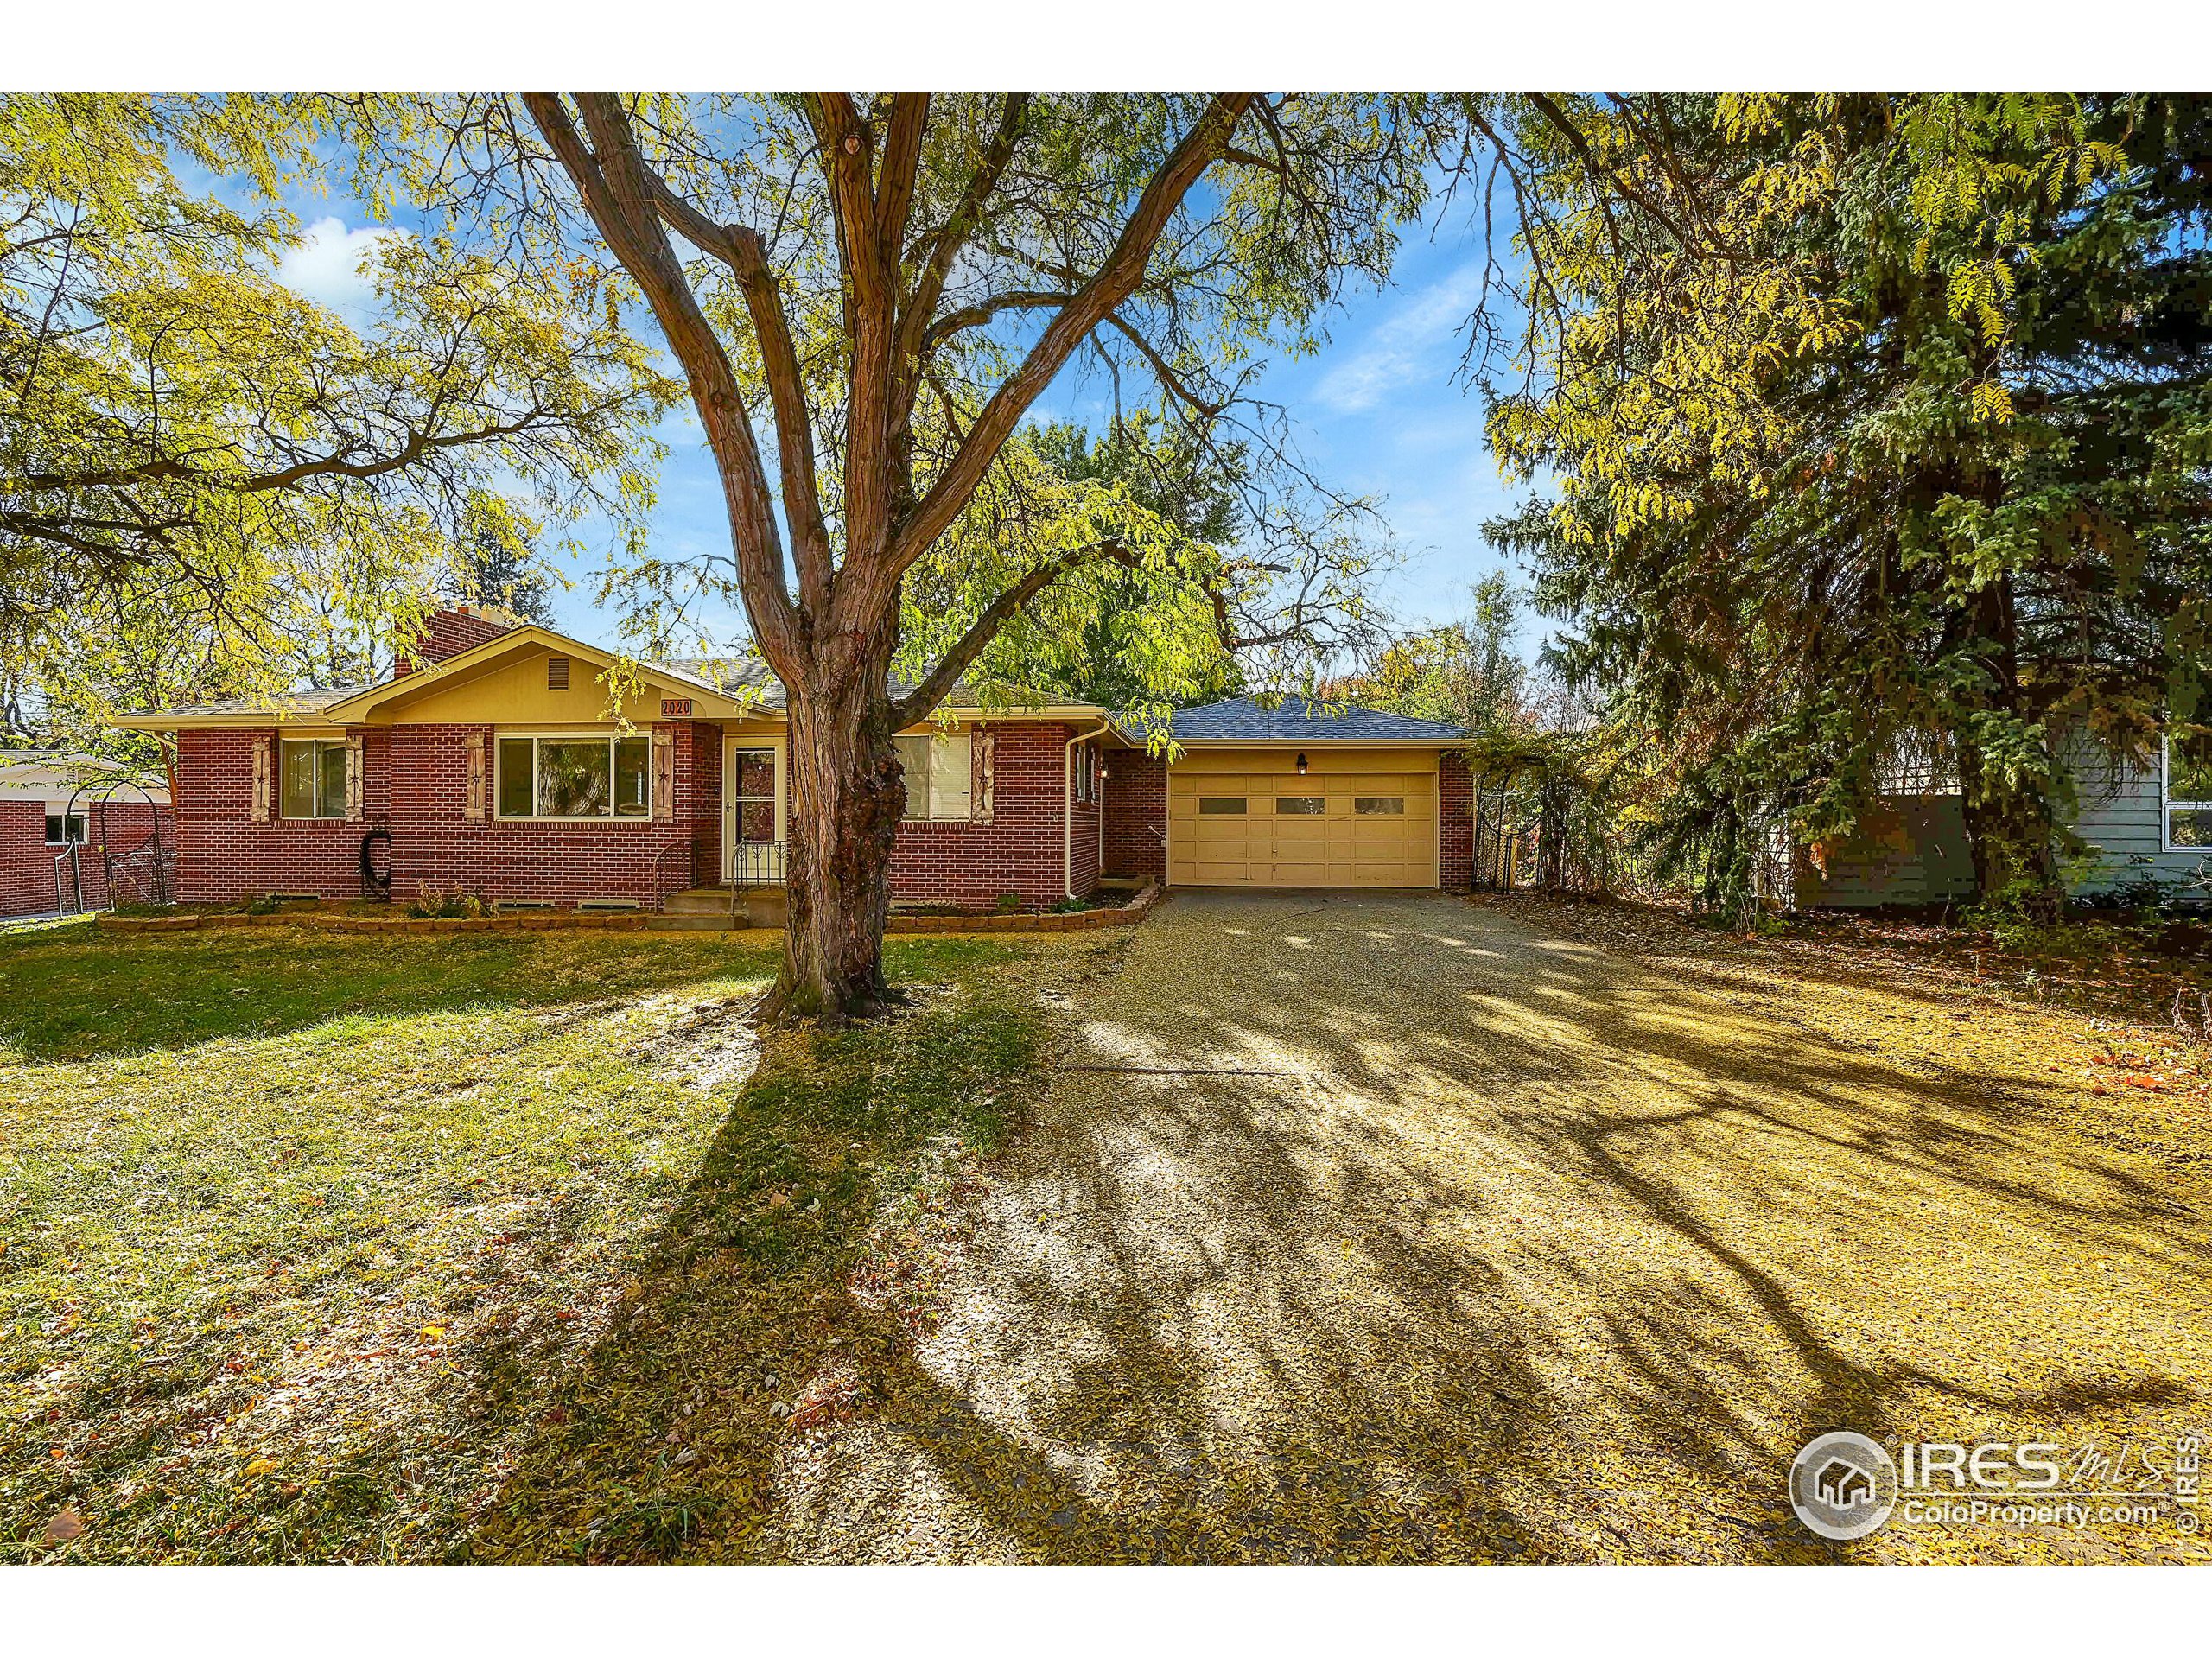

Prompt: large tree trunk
[{"left": 765, "top": 671, "right": 907, "bottom": 1020}]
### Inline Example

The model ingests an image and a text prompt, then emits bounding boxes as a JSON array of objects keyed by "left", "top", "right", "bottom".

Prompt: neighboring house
[
  {"left": 1795, "top": 734, "right": 2212, "bottom": 910},
  {"left": 0, "top": 753, "right": 173, "bottom": 918},
  {"left": 114, "top": 606, "right": 1476, "bottom": 914}
]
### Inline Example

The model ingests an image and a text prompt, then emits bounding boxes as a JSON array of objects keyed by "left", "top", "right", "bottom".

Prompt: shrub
[
  {"left": 407, "top": 884, "right": 496, "bottom": 919},
  {"left": 994, "top": 892, "right": 1024, "bottom": 914}
]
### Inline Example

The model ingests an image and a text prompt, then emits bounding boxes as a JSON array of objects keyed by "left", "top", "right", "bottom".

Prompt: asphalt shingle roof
[
  {"left": 1136, "top": 697, "right": 1465, "bottom": 742},
  {"left": 157, "top": 685, "right": 375, "bottom": 718}
]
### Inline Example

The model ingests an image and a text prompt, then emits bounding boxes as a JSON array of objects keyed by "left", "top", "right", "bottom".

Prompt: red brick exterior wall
[
  {"left": 888, "top": 721, "right": 1087, "bottom": 908},
  {"left": 1101, "top": 748, "right": 1167, "bottom": 883},
  {"left": 167, "top": 714, "right": 1102, "bottom": 912},
  {"left": 394, "top": 606, "right": 518, "bottom": 676},
  {"left": 1440, "top": 750, "right": 1473, "bottom": 892},
  {"left": 688, "top": 723, "right": 723, "bottom": 888},
  {"left": 2, "top": 798, "right": 173, "bottom": 916},
  {"left": 174, "top": 723, "right": 721, "bottom": 909}
]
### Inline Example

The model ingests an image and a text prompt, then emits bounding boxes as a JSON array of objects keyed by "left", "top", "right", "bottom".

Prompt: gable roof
[
  {"left": 112, "top": 624, "right": 1107, "bottom": 729},
  {"left": 1132, "top": 696, "right": 1466, "bottom": 744}
]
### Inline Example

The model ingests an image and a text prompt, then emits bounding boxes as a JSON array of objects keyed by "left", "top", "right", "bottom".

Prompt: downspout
[{"left": 1064, "top": 721, "right": 1109, "bottom": 900}]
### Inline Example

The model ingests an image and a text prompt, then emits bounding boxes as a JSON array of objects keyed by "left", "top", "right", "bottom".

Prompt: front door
[{"left": 723, "top": 741, "right": 785, "bottom": 884}]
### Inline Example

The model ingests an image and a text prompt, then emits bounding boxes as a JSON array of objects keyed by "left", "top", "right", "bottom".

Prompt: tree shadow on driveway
[{"left": 774, "top": 892, "right": 2212, "bottom": 1563}]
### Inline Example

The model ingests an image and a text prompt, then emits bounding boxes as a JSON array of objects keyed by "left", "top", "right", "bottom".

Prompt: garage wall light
[{"left": 1296, "top": 752, "right": 1308, "bottom": 774}]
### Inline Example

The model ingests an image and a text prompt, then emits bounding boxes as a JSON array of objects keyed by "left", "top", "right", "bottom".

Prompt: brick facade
[
  {"left": 1440, "top": 751, "right": 1473, "bottom": 892},
  {"left": 174, "top": 723, "right": 719, "bottom": 910},
  {"left": 168, "top": 715, "right": 1096, "bottom": 912},
  {"left": 1101, "top": 747, "right": 1167, "bottom": 883},
  {"left": 2, "top": 798, "right": 173, "bottom": 917},
  {"left": 888, "top": 721, "right": 1093, "bottom": 908}
]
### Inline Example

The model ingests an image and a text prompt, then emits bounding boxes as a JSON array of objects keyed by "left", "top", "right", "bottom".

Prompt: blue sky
[{"left": 280, "top": 203, "right": 1535, "bottom": 660}]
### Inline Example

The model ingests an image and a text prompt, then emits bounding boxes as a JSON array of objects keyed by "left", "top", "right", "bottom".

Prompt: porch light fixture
[{"left": 1296, "top": 752, "right": 1308, "bottom": 774}]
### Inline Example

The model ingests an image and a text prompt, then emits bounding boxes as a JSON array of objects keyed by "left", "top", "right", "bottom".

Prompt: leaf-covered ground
[
  {"left": 772, "top": 891, "right": 2212, "bottom": 1563},
  {"left": 1, "top": 923, "right": 1090, "bottom": 1562},
  {"left": 12, "top": 896, "right": 2209, "bottom": 1563}
]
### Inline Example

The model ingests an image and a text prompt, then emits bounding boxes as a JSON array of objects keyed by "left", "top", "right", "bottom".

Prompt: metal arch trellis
[
  {"left": 55, "top": 772, "right": 172, "bottom": 914},
  {"left": 1469, "top": 770, "right": 1524, "bottom": 892}
]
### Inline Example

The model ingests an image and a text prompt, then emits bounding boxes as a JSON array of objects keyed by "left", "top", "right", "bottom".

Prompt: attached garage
[
  {"left": 1168, "top": 759, "right": 1440, "bottom": 887},
  {"left": 1101, "top": 699, "right": 1472, "bottom": 894}
]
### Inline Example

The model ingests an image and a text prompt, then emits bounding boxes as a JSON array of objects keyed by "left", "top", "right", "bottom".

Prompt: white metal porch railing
[{"left": 731, "top": 840, "right": 786, "bottom": 888}]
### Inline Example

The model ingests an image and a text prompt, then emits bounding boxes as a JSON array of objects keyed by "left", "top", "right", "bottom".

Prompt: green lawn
[{"left": 0, "top": 925, "right": 1051, "bottom": 1561}]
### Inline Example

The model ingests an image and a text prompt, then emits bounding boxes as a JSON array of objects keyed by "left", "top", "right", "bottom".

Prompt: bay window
[
  {"left": 498, "top": 734, "right": 652, "bottom": 819},
  {"left": 894, "top": 733, "right": 973, "bottom": 821}
]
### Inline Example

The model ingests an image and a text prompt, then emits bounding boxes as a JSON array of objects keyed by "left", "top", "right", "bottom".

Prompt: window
[
  {"left": 731, "top": 747, "right": 778, "bottom": 843},
  {"left": 45, "top": 810, "right": 86, "bottom": 845},
  {"left": 281, "top": 738, "right": 348, "bottom": 819},
  {"left": 2169, "top": 736, "right": 2212, "bottom": 849},
  {"left": 1356, "top": 797, "right": 1407, "bottom": 816},
  {"left": 1197, "top": 797, "right": 1247, "bottom": 815},
  {"left": 496, "top": 734, "right": 651, "bottom": 819},
  {"left": 1071, "top": 745, "right": 1099, "bottom": 805},
  {"left": 1275, "top": 797, "right": 1326, "bottom": 816},
  {"left": 895, "top": 733, "right": 973, "bottom": 821}
]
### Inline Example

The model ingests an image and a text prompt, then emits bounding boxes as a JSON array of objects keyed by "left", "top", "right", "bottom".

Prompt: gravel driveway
[{"left": 778, "top": 890, "right": 2212, "bottom": 1563}]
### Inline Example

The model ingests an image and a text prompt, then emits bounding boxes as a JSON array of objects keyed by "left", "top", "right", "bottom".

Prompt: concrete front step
[
  {"left": 664, "top": 887, "right": 740, "bottom": 915},
  {"left": 653, "top": 887, "right": 787, "bottom": 929},
  {"left": 647, "top": 912, "right": 747, "bottom": 931}
]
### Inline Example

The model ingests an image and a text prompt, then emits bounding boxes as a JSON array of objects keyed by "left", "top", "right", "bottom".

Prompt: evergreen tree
[{"left": 1486, "top": 94, "right": 2212, "bottom": 918}]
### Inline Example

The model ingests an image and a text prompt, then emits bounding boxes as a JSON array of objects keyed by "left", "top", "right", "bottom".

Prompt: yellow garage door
[{"left": 1168, "top": 767, "right": 1438, "bottom": 887}]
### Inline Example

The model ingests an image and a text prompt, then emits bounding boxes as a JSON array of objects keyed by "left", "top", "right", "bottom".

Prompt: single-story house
[
  {"left": 113, "top": 605, "right": 1476, "bottom": 913},
  {"left": 0, "top": 753, "right": 173, "bottom": 918},
  {"left": 1795, "top": 735, "right": 2212, "bottom": 910}
]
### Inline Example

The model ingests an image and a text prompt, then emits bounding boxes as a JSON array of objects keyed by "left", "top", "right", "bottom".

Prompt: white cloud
[
  {"left": 275, "top": 217, "right": 406, "bottom": 322},
  {"left": 1312, "top": 264, "right": 1485, "bottom": 416}
]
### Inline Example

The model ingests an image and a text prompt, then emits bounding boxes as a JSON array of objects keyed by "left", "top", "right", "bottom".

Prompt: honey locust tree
[
  {"left": 0, "top": 95, "right": 668, "bottom": 754},
  {"left": 340, "top": 94, "right": 1433, "bottom": 1018}
]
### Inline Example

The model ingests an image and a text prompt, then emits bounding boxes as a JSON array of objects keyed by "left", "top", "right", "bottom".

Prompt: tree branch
[
  {"left": 889, "top": 541, "right": 1141, "bottom": 728},
  {"left": 643, "top": 174, "right": 835, "bottom": 611},
  {"left": 524, "top": 92, "right": 804, "bottom": 669},
  {"left": 882, "top": 95, "right": 1256, "bottom": 597}
]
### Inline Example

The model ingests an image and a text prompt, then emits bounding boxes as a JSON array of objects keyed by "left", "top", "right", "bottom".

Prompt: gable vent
[{"left": 547, "top": 655, "right": 570, "bottom": 691}]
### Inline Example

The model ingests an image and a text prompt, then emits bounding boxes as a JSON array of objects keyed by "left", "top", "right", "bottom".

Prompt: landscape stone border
[
  {"left": 99, "top": 909, "right": 650, "bottom": 935},
  {"left": 93, "top": 883, "right": 1160, "bottom": 937},
  {"left": 886, "top": 882, "right": 1160, "bottom": 933}
]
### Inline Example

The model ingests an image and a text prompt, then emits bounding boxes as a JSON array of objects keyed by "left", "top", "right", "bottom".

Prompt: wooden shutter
[
  {"left": 464, "top": 733, "right": 486, "bottom": 822},
  {"left": 251, "top": 735, "right": 271, "bottom": 823},
  {"left": 345, "top": 734, "right": 365, "bottom": 822},
  {"left": 652, "top": 728, "right": 674, "bottom": 822},
  {"left": 971, "top": 729, "right": 995, "bottom": 824}
]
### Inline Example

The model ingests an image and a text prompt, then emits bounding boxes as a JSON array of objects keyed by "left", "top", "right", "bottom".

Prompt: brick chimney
[{"left": 393, "top": 602, "right": 523, "bottom": 677}]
